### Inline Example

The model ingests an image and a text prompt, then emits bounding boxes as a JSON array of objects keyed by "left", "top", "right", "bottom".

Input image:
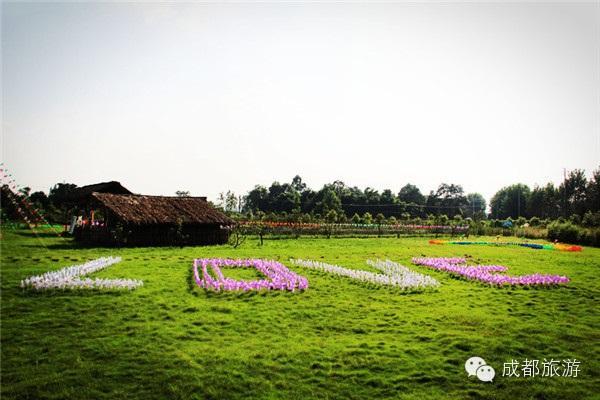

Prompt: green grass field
[{"left": 1, "top": 228, "right": 599, "bottom": 399}]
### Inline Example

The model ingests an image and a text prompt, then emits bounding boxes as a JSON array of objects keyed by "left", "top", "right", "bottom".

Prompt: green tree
[
  {"left": 559, "top": 169, "right": 588, "bottom": 217},
  {"left": 490, "top": 184, "right": 531, "bottom": 219},
  {"left": 586, "top": 167, "right": 600, "bottom": 213},
  {"left": 316, "top": 188, "right": 342, "bottom": 215},
  {"left": 364, "top": 188, "right": 381, "bottom": 205},
  {"left": 291, "top": 175, "right": 307, "bottom": 193},
  {"left": 244, "top": 185, "right": 269, "bottom": 212},
  {"left": 29, "top": 191, "right": 49, "bottom": 208},
  {"left": 464, "top": 193, "right": 486, "bottom": 219},
  {"left": 398, "top": 184, "right": 425, "bottom": 205},
  {"left": 380, "top": 189, "right": 396, "bottom": 204},
  {"left": 527, "top": 183, "right": 559, "bottom": 219},
  {"left": 325, "top": 209, "right": 338, "bottom": 223}
]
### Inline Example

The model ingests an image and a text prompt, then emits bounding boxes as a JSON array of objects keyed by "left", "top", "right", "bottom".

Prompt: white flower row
[
  {"left": 289, "top": 258, "right": 439, "bottom": 290},
  {"left": 20, "top": 256, "right": 143, "bottom": 291},
  {"left": 366, "top": 259, "right": 440, "bottom": 288}
]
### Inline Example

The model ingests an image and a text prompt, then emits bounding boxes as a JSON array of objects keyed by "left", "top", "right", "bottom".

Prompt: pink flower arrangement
[
  {"left": 411, "top": 257, "right": 569, "bottom": 286},
  {"left": 193, "top": 258, "right": 308, "bottom": 292}
]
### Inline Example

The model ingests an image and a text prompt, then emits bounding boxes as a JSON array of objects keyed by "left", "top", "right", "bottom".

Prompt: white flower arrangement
[
  {"left": 20, "top": 256, "right": 143, "bottom": 291},
  {"left": 289, "top": 258, "right": 439, "bottom": 290}
]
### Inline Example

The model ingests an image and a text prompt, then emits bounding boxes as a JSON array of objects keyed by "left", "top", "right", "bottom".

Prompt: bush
[
  {"left": 547, "top": 221, "right": 582, "bottom": 244},
  {"left": 582, "top": 211, "right": 600, "bottom": 228},
  {"left": 362, "top": 212, "right": 373, "bottom": 225},
  {"left": 580, "top": 229, "right": 600, "bottom": 247},
  {"left": 529, "top": 217, "right": 541, "bottom": 227}
]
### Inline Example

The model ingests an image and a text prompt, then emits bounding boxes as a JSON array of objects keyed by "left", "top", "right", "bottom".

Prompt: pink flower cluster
[
  {"left": 411, "top": 257, "right": 570, "bottom": 286},
  {"left": 193, "top": 258, "right": 308, "bottom": 292}
]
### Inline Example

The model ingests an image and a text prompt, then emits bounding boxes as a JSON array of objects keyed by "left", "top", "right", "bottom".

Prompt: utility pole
[
  {"left": 563, "top": 168, "right": 568, "bottom": 218},
  {"left": 517, "top": 187, "right": 520, "bottom": 218}
]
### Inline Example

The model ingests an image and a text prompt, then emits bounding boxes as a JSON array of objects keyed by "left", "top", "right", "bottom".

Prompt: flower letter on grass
[
  {"left": 20, "top": 256, "right": 143, "bottom": 290},
  {"left": 411, "top": 257, "right": 569, "bottom": 287},
  {"left": 290, "top": 259, "right": 439, "bottom": 290},
  {"left": 193, "top": 258, "right": 309, "bottom": 292}
]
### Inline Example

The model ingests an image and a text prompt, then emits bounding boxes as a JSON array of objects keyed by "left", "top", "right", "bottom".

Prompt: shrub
[
  {"left": 529, "top": 217, "right": 541, "bottom": 226},
  {"left": 362, "top": 212, "right": 373, "bottom": 225},
  {"left": 582, "top": 211, "right": 600, "bottom": 228},
  {"left": 569, "top": 214, "right": 582, "bottom": 225},
  {"left": 547, "top": 221, "right": 582, "bottom": 244}
]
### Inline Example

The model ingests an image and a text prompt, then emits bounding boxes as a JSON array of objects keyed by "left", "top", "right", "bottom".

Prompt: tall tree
[
  {"left": 433, "top": 183, "right": 468, "bottom": 217},
  {"left": 364, "top": 187, "right": 381, "bottom": 205},
  {"left": 398, "top": 184, "right": 426, "bottom": 205},
  {"left": 586, "top": 167, "right": 600, "bottom": 213},
  {"left": 380, "top": 189, "right": 396, "bottom": 204},
  {"left": 527, "top": 183, "right": 559, "bottom": 219},
  {"left": 264, "top": 182, "right": 300, "bottom": 213},
  {"left": 244, "top": 185, "right": 269, "bottom": 212},
  {"left": 48, "top": 182, "right": 78, "bottom": 206},
  {"left": 291, "top": 175, "right": 307, "bottom": 193},
  {"left": 315, "top": 187, "right": 342, "bottom": 215},
  {"left": 490, "top": 184, "right": 531, "bottom": 219},
  {"left": 464, "top": 193, "right": 486, "bottom": 219},
  {"left": 559, "top": 169, "right": 588, "bottom": 217}
]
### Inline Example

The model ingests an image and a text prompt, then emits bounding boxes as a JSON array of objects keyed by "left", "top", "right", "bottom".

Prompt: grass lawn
[{"left": 1, "top": 227, "right": 599, "bottom": 399}]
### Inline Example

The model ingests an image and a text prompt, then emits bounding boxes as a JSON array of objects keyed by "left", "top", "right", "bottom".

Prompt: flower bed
[
  {"left": 411, "top": 257, "right": 569, "bottom": 286},
  {"left": 237, "top": 221, "right": 468, "bottom": 239},
  {"left": 193, "top": 258, "right": 308, "bottom": 292},
  {"left": 290, "top": 259, "right": 439, "bottom": 290},
  {"left": 20, "top": 256, "right": 143, "bottom": 290}
]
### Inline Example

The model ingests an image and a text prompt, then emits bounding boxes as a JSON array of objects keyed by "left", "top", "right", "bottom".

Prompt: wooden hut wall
[
  {"left": 75, "top": 223, "right": 229, "bottom": 246},
  {"left": 123, "top": 224, "right": 229, "bottom": 246}
]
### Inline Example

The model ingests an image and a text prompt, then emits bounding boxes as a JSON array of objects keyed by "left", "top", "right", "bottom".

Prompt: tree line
[
  {"left": 224, "top": 167, "right": 599, "bottom": 226},
  {"left": 1, "top": 166, "right": 599, "bottom": 229},
  {"left": 234, "top": 177, "right": 487, "bottom": 224}
]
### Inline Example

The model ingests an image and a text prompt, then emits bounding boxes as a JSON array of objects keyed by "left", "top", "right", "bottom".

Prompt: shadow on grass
[
  {"left": 22, "top": 242, "right": 90, "bottom": 250},
  {"left": 16, "top": 287, "right": 137, "bottom": 298},
  {"left": 187, "top": 264, "right": 198, "bottom": 296},
  {"left": 13, "top": 230, "right": 66, "bottom": 239}
]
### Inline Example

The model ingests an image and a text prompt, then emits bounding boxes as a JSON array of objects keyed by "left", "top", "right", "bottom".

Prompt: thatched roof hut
[
  {"left": 74, "top": 193, "right": 233, "bottom": 246},
  {"left": 90, "top": 193, "right": 232, "bottom": 226}
]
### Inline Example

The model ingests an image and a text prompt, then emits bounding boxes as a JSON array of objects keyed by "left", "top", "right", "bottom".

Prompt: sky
[{"left": 2, "top": 1, "right": 599, "bottom": 204}]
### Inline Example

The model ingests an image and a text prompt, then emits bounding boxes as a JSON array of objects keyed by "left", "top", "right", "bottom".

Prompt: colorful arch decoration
[{"left": 428, "top": 240, "right": 582, "bottom": 252}]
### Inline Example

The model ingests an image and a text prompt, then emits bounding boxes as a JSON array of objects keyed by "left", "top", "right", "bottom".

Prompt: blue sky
[{"left": 2, "top": 2, "right": 599, "bottom": 202}]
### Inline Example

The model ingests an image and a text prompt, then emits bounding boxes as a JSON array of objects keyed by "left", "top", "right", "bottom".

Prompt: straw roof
[{"left": 91, "top": 193, "right": 234, "bottom": 225}]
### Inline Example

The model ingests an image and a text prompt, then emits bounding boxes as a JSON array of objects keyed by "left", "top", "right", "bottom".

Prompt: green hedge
[{"left": 547, "top": 221, "right": 600, "bottom": 247}]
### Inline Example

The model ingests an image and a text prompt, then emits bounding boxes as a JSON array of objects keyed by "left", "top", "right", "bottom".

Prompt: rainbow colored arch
[{"left": 428, "top": 240, "right": 582, "bottom": 252}]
